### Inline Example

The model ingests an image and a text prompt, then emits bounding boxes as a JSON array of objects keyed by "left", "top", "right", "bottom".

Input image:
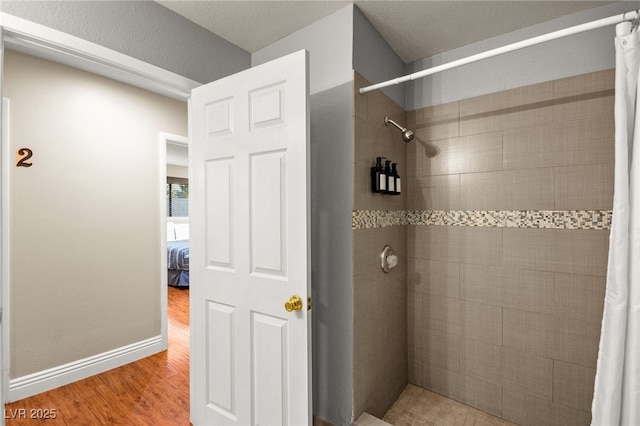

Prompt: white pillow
[
  {"left": 175, "top": 223, "right": 189, "bottom": 240},
  {"left": 167, "top": 222, "right": 176, "bottom": 241}
]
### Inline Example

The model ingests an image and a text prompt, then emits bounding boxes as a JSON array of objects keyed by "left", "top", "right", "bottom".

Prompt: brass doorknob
[{"left": 285, "top": 295, "right": 303, "bottom": 312}]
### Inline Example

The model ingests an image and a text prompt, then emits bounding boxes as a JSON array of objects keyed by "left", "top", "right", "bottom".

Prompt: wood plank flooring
[{"left": 4, "top": 286, "right": 190, "bottom": 425}]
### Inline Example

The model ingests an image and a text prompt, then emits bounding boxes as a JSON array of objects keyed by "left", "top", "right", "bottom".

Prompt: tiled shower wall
[
  {"left": 352, "top": 72, "right": 408, "bottom": 419},
  {"left": 406, "top": 69, "right": 614, "bottom": 425}
]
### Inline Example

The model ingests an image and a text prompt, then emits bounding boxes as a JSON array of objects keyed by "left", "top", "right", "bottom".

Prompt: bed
[{"left": 167, "top": 222, "right": 190, "bottom": 288}]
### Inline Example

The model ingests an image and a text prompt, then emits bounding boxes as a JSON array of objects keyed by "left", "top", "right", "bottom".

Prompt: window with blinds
[{"left": 167, "top": 177, "right": 189, "bottom": 217}]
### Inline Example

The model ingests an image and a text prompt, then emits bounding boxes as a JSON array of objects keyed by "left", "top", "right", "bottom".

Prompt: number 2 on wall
[{"left": 16, "top": 148, "right": 33, "bottom": 167}]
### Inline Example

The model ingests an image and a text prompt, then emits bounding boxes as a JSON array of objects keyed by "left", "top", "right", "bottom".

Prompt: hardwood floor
[{"left": 4, "top": 286, "right": 190, "bottom": 425}]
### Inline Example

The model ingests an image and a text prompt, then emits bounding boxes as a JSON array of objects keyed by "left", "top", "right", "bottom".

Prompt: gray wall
[
  {"left": 352, "top": 6, "right": 406, "bottom": 108},
  {"left": 252, "top": 6, "right": 356, "bottom": 425},
  {"left": 252, "top": 4, "right": 353, "bottom": 95},
  {"left": 310, "top": 82, "right": 355, "bottom": 426},
  {"left": 406, "top": 1, "right": 639, "bottom": 110},
  {"left": 0, "top": 0, "right": 251, "bottom": 83}
]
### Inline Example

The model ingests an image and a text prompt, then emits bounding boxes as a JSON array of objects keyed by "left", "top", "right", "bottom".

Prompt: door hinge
[{"left": 307, "top": 297, "right": 312, "bottom": 311}]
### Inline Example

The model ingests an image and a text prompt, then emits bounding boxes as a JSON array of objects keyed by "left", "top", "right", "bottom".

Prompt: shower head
[{"left": 384, "top": 116, "right": 414, "bottom": 143}]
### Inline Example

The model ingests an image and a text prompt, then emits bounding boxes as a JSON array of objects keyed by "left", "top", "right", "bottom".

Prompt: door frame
[
  {"left": 160, "top": 132, "right": 189, "bottom": 348},
  {"left": 0, "top": 12, "right": 200, "bottom": 403}
]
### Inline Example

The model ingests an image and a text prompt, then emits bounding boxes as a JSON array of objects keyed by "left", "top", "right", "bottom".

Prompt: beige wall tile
[
  {"left": 408, "top": 358, "right": 423, "bottom": 387},
  {"left": 365, "top": 329, "right": 407, "bottom": 420},
  {"left": 407, "top": 290, "right": 423, "bottom": 361},
  {"left": 460, "top": 82, "right": 554, "bottom": 135},
  {"left": 555, "top": 163, "right": 614, "bottom": 210},
  {"left": 353, "top": 228, "right": 380, "bottom": 277},
  {"left": 407, "top": 139, "right": 445, "bottom": 182},
  {"left": 353, "top": 271, "right": 374, "bottom": 324},
  {"left": 422, "top": 364, "right": 454, "bottom": 400},
  {"left": 513, "top": 167, "right": 556, "bottom": 210},
  {"left": 460, "top": 264, "right": 556, "bottom": 314},
  {"left": 423, "top": 294, "right": 461, "bottom": 336},
  {"left": 406, "top": 134, "right": 422, "bottom": 179},
  {"left": 412, "top": 258, "right": 460, "bottom": 298},
  {"left": 422, "top": 365, "right": 503, "bottom": 417},
  {"left": 413, "top": 226, "right": 503, "bottom": 266},
  {"left": 459, "top": 168, "right": 555, "bottom": 210},
  {"left": 553, "top": 69, "right": 614, "bottom": 98},
  {"left": 504, "top": 268, "right": 555, "bottom": 314},
  {"left": 462, "top": 81, "right": 554, "bottom": 115},
  {"left": 560, "top": 229, "right": 609, "bottom": 277},
  {"left": 461, "top": 300, "right": 503, "bottom": 346},
  {"left": 553, "top": 360, "right": 596, "bottom": 414},
  {"left": 460, "top": 171, "right": 514, "bottom": 211},
  {"left": 404, "top": 70, "right": 613, "bottom": 425},
  {"left": 460, "top": 263, "right": 510, "bottom": 307},
  {"left": 427, "top": 131, "right": 503, "bottom": 176},
  {"left": 409, "top": 224, "right": 440, "bottom": 262},
  {"left": 384, "top": 280, "right": 408, "bottom": 339},
  {"left": 503, "top": 389, "right": 552, "bottom": 426},
  {"left": 503, "top": 347, "right": 553, "bottom": 401},
  {"left": 503, "top": 228, "right": 573, "bottom": 274},
  {"left": 373, "top": 222, "right": 407, "bottom": 244},
  {"left": 367, "top": 89, "right": 405, "bottom": 130},
  {"left": 352, "top": 333, "right": 371, "bottom": 418},
  {"left": 554, "top": 91, "right": 614, "bottom": 124},
  {"left": 552, "top": 273, "right": 605, "bottom": 323},
  {"left": 409, "top": 101, "right": 460, "bottom": 141},
  {"left": 411, "top": 174, "right": 460, "bottom": 210},
  {"left": 503, "top": 389, "right": 592, "bottom": 426},
  {"left": 422, "top": 328, "right": 460, "bottom": 372},
  {"left": 355, "top": 117, "right": 375, "bottom": 170},
  {"left": 353, "top": 170, "right": 375, "bottom": 211},
  {"left": 456, "top": 226, "right": 504, "bottom": 266},
  {"left": 503, "top": 116, "right": 614, "bottom": 170},
  {"left": 457, "top": 374, "right": 504, "bottom": 418},
  {"left": 550, "top": 401, "right": 592, "bottom": 426},
  {"left": 460, "top": 338, "right": 503, "bottom": 386},
  {"left": 353, "top": 71, "right": 409, "bottom": 420},
  {"left": 389, "top": 327, "right": 409, "bottom": 382},
  {"left": 503, "top": 308, "right": 601, "bottom": 368},
  {"left": 460, "top": 264, "right": 605, "bottom": 321},
  {"left": 354, "top": 72, "right": 407, "bottom": 212}
]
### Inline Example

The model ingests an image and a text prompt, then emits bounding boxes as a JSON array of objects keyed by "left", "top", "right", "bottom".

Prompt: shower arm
[
  {"left": 384, "top": 116, "right": 407, "bottom": 132},
  {"left": 384, "top": 116, "right": 414, "bottom": 142}
]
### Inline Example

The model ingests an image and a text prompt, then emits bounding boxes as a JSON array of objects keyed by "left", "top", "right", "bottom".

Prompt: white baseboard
[{"left": 8, "top": 335, "right": 166, "bottom": 402}]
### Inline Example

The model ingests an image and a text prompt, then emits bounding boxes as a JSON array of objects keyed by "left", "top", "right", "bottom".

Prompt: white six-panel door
[{"left": 189, "top": 50, "right": 311, "bottom": 426}]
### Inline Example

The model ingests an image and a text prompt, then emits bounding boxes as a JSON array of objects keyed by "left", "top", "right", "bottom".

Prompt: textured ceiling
[{"left": 157, "top": 1, "right": 613, "bottom": 63}]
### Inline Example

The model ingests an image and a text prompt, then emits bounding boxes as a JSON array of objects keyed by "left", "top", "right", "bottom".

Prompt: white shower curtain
[{"left": 591, "top": 21, "right": 640, "bottom": 426}]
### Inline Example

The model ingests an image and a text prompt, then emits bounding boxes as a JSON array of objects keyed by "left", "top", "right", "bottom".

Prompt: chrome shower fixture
[{"left": 384, "top": 116, "right": 414, "bottom": 143}]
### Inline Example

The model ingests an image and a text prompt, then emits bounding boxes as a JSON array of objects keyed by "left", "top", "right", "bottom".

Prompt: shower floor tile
[{"left": 383, "top": 384, "right": 518, "bottom": 426}]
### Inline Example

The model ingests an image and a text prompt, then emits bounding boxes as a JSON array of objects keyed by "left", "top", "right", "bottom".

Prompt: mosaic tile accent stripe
[
  {"left": 352, "top": 210, "right": 612, "bottom": 230},
  {"left": 352, "top": 210, "right": 406, "bottom": 229}
]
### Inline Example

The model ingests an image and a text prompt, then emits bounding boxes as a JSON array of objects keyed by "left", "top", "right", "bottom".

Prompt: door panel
[
  {"left": 250, "top": 150, "right": 286, "bottom": 276},
  {"left": 204, "top": 159, "right": 234, "bottom": 269},
  {"left": 252, "top": 312, "right": 288, "bottom": 425},
  {"left": 206, "top": 301, "right": 236, "bottom": 418},
  {"left": 190, "top": 50, "right": 310, "bottom": 426}
]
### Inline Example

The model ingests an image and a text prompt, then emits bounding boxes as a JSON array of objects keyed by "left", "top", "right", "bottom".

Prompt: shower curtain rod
[{"left": 359, "top": 9, "right": 640, "bottom": 94}]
